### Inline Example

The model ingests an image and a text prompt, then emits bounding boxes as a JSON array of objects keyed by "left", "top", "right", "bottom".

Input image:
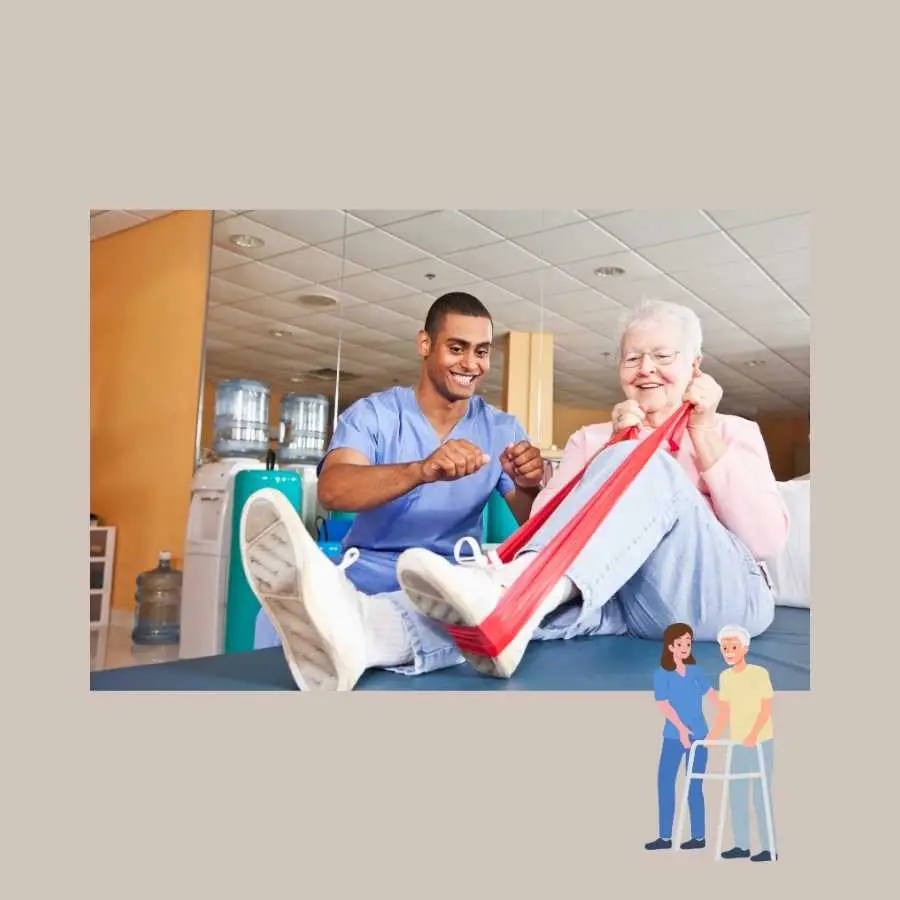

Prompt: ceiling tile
[
  {"left": 244, "top": 210, "right": 372, "bottom": 245},
  {"left": 231, "top": 295, "right": 320, "bottom": 323},
  {"left": 90, "top": 210, "right": 144, "bottom": 239},
  {"left": 704, "top": 209, "right": 806, "bottom": 229},
  {"left": 460, "top": 209, "right": 586, "bottom": 238},
  {"left": 265, "top": 246, "right": 367, "bottom": 284},
  {"left": 726, "top": 213, "right": 810, "bottom": 257},
  {"left": 207, "top": 304, "right": 272, "bottom": 332},
  {"left": 589, "top": 273, "right": 695, "bottom": 306},
  {"left": 214, "top": 210, "right": 240, "bottom": 221},
  {"left": 534, "top": 312, "right": 583, "bottom": 334},
  {"left": 204, "top": 323, "right": 261, "bottom": 347},
  {"left": 575, "top": 308, "right": 630, "bottom": 336},
  {"left": 554, "top": 330, "right": 619, "bottom": 356},
  {"left": 493, "top": 266, "right": 585, "bottom": 301},
  {"left": 594, "top": 210, "right": 719, "bottom": 249},
  {"left": 272, "top": 284, "right": 367, "bottom": 313},
  {"left": 700, "top": 328, "right": 770, "bottom": 355},
  {"left": 579, "top": 210, "right": 629, "bottom": 219},
  {"left": 210, "top": 245, "right": 253, "bottom": 271},
  {"left": 560, "top": 250, "right": 661, "bottom": 286},
  {"left": 514, "top": 220, "right": 624, "bottom": 265},
  {"left": 213, "top": 215, "right": 307, "bottom": 260},
  {"left": 377, "top": 293, "right": 437, "bottom": 321},
  {"left": 640, "top": 232, "right": 748, "bottom": 273},
  {"left": 494, "top": 300, "right": 554, "bottom": 328},
  {"left": 300, "top": 312, "right": 395, "bottom": 344},
  {"left": 319, "top": 228, "right": 428, "bottom": 270},
  {"left": 340, "top": 303, "right": 421, "bottom": 333},
  {"left": 215, "top": 261, "right": 314, "bottom": 295},
  {"left": 540, "top": 288, "right": 621, "bottom": 319},
  {"left": 753, "top": 249, "right": 809, "bottom": 283},
  {"left": 457, "top": 281, "right": 523, "bottom": 310},
  {"left": 445, "top": 242, "right": 544, "bottom": 279},
  {"left": 383, "top": 210, "right": 501, "bottom": 255},
  {"left": 704, "top": 280, "right": 798, "bottom": 310},
  {"left": 378, "top": 257, "right": 481, "bottom": 294},
  {"left": 205, "top": 338, "right": 235, "bottom": 352},
  {"left": 389, "top": 317, "right": 427, "bottom": 340},
  {"left": 348, "top": 210, "right": 435, "bottom": 227},
  {"left": 128, "top": 209, "right": 174, "bottom": 220},
  {"left": 207, "top": 275, "right": 262, "bottom": 305},
  {"left": 723, "top": 299, "right": 810, "bottom": 328},
  {"left": 672, "top": 259, "right": 773, "bottom": 295},
  {"left": 323, "top": 271, "right": 419, "bottom": 303},
  {"left": 779, "top": 278, "right": 810, "bottom": 303}
]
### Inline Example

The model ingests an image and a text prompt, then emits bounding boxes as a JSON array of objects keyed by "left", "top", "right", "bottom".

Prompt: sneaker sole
[
  {"left": 240, "top": 489, "right": 364, "bottom": 691},
  {"left": 397, "top": 550, "right": 540, "bottom": 679}
]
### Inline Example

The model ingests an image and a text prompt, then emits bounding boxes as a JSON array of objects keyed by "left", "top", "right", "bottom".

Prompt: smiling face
[
  {"left": 719, "top": 635, "right": 748, "bottom": 667},
  {"left": 669, "top": 632, "right": 693, "bottom": 664},
  {"left": 619, "top": 318, "right": 696, "bottom": 418},
  {"left": 418, "top": 312, "right": 492, "bottom": 402}
]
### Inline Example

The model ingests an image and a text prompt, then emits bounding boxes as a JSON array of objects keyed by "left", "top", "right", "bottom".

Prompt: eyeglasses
[{"left": 620, "top": 350, "right": 680, "bottom": 368}]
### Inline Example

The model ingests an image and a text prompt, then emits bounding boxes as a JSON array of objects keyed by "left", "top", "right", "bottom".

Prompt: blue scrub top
[
  {"left": 320, "top": 385, "right": 528, "bottom": 595},
  {"left": 653, "top": 665, "right": 712, "bottom": 741}
]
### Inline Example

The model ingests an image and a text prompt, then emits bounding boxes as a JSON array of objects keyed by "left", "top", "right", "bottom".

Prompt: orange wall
[
  {"left": 553, "top": 403, "right": 613, "bottom": 449},
  {"left": 757, "top": 413, "right": 810, "bottom": 480},
  {"left": 91, "top": 211, "right": 213, "bottom": 612}
]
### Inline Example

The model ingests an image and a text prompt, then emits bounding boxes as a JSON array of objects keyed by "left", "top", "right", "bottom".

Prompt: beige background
[{"left": 8, "top": 1, "right": 896, "bottom": 895}]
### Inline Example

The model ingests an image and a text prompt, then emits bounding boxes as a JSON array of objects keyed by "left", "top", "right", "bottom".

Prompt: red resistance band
[{"left": 445, "top": 402, "right": 694, "bottom": 658}]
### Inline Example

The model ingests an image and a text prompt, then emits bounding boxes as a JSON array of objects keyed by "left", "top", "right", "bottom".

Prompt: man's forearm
[
  {"left": 505, "top": 485, "right": 541, "bottom": 524},
  {"left": 318, "top": 462, "right": 425, "bottom": 512}
]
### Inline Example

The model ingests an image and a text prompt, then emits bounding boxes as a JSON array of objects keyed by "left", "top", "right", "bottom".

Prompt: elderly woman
[{"left": 240, "top": 299, "right": 789, "bottom": 690}]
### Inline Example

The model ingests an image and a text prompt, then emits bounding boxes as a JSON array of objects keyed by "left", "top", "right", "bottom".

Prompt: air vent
[{"left": 306, "top": 367, "right": 360, "bottom": 382}]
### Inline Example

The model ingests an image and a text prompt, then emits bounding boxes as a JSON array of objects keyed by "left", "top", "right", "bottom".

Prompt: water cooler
[{"left": 179, "top": 379, "right": 271, "bottom": 659}]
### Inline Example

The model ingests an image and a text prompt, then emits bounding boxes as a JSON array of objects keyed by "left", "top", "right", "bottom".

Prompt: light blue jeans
[
  {"left": 728, "top": 740, "right": 776, "bottom": 852},
  {"left": 258, "top": 439, "right": 776, "bottom": 676},
  {"left": 385, "top": 438, "right": 775, "bottom": 675}
]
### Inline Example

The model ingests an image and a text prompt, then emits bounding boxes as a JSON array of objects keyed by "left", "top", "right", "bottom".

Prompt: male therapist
[{"left": 253, "top": 291, "right": 545, "bottom": 659}]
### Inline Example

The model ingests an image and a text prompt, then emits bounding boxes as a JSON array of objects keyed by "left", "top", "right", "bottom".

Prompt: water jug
[
  {"left": 277, "top": 393, "right": 329, "bottom": 465},
  {"left": 133, "top": 551, "right": 183, "bottom": 645},
  {"left": 213, "top": 378, "right": 271, "bottom": 460}
]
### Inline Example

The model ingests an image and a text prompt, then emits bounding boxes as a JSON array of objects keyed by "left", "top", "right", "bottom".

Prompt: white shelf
[{"left": 90, "top": 525, "right": 116, "bottom": 631}]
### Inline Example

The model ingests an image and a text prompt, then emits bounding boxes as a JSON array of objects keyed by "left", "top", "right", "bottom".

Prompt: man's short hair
[{"left": 424, "top": 292, "right": 492, "bottom": 339}]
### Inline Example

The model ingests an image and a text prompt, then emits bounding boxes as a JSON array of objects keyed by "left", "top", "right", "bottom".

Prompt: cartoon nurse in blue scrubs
[{"left": 645, "top": 622, "right": 717, "bottom": 852}]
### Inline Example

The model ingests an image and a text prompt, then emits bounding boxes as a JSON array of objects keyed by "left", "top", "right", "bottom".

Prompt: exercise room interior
[{"left": 89, "top": 209, "right": 810, "bottom": 684}]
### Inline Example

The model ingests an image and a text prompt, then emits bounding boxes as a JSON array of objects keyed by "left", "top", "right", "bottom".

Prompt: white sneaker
[
  {"left": 396, "top": 539, "right": 541, "bottom": 679},
  {"left": 239, "top": 488, "right": 367, "bottom": 691}
]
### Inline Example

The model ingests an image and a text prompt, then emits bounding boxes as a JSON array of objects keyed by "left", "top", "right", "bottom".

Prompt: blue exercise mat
[{"left": 90, "top": 607, "right": 809, "bottom": 692}]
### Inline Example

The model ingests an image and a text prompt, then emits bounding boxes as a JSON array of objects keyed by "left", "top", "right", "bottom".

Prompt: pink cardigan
[{"left": 532, "top": 414, "right": 790, "bottom": 562}]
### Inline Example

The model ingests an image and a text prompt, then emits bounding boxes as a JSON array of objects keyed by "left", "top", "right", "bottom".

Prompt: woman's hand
[
  {"left": 683, "top": 364, "right": 724, "bottom": 430},
  {"left": 611, "top": 399, "right": 646, "bottom": 433},
  {"left": 678, "top": 726, "right": 692, "bottom": 750}
]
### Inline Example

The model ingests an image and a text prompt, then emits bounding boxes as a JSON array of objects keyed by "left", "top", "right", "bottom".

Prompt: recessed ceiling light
[
  {"left": 594, "top": 266, "right": 626, "bottom": 277},
  {"left": 229, "top": 234, "right": 264, "bottom": 249},
  {"left": 270, "top": 329, "right": 286, "bottom": 338},
  {"left": 290, "top": 376, "right": 303, "bottom": 383},
  {"left": 424, "top": 273, "right": 436, "bottom": 280},
  {"left": 743, "top": 360, "right": 767, "bottom": 367},
  {"left": 297, "top": 293, "right": 338, "bottom": 309}
]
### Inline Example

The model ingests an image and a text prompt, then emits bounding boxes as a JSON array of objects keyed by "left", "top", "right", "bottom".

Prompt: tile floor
[{"left": 91, "top": 624, "right": 180, "bottom": 672}]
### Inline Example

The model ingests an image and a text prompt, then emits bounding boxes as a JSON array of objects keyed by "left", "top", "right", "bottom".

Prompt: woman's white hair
[
  {"left": 717, "top": 624, "right": 751, "bottom": 648},
  {"left": 616, "top": 299, "right": 704, "bottom": 361}
]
